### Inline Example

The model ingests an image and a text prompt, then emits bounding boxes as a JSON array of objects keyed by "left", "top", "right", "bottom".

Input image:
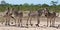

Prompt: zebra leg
[
  {"left": 8, "top": 18, "right": 10, "bottom": 26},
  {"left": 47, "top": 18, "right": 49, "bottom": 27},
  {"left": 20, "top": 18, "right": 23, "bottom": 27},
  {"left": 30, "top": 17, "right": 33, "bottom": 26},
  {"left": 5, "top": 19, "right": 8, "bottom": 26},
  {"left": 53, "top": 18, "right": 55, "bottom": 26},
  {"left": 5, "top": 20, "right": 7, "bottom": 26},
  {"left": 50, "top": 18, "right": 52, "bottom": 27},
  {"left": 52, "top": 18, "right": 55, "bottom": 27},
  {"left": 26, "top": 16, "right": 29, "bottom": 27},
  {"left": 18, "top": 19, "right": 20, "bottom": 27},
  {"left": 36, "top": 17, "right": 40, "bottom": 27},
  {"left": 8, "top": 20, "right": 10, "bottom": 26}
]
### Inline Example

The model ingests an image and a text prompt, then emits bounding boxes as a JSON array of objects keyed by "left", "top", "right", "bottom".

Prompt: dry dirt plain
[
  {"left": 0, "top": 17, "right": 60, "bottom": 30},
  {"left": 0, "top": 12, "right": 60, "bottom": 30}
]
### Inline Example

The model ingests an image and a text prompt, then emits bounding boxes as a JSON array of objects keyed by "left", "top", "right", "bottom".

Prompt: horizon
[{"left": 0, "top": 0, "right": 60, "bottom": 5}]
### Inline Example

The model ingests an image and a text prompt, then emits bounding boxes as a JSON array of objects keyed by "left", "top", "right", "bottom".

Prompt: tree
[
  {"left": 23, "top": 3, "right": 29, "bottom": 7},
  {"left": 50, "top": 1, "right": 58, "bottom": 12},
  {"left": 1, "top": 0, "right": 8, "bottom": 5},
  {"left": 51, "top": 1, "right": 58, "bottom": 6},
  {"left": 42, "top": 4, "right": 49, "bottom": 7}
]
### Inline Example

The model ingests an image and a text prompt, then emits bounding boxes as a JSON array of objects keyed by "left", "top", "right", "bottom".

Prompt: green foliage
[
  {"left": 0, "top": 1, "right": 60, "bottom": 12},
  {"left": 51, "top": 1, "right": 58, "bottom": 6}
]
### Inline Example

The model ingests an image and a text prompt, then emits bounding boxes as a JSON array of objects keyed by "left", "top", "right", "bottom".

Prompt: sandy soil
[
  {"left": 0, "top": 25, "right": 60, "bottom": 30},
  {"left": 0, "top": 12, "right": 60, "bottom": 30},
  {"left": 0, "top": 17, "right": 60, "bottom": 30}
]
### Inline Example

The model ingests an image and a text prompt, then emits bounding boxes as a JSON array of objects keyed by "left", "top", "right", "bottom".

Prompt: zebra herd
[{"left": 1, "top": 7, "right": 59, "bottom": 28}]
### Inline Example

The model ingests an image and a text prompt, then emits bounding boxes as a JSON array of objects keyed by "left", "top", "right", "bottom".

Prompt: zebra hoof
[
  {"left": 46, "top": 25, "right": 49, "bottom": 27},
  {"left": 50, "top": 26, "right": 52, "bottom": 27},
  {"left": 30, "top": 24, "right": 33, "bottom": 26},
  {"left": 26, "top": 24, "right": 28, "bottom": 26},
  {"left": 36, "top": 24, "right": 39, "bottom": 27},
  {"left": 5, "top": 24, "right": 7, "bottom": 26},
  {"left": 8, "top": 24, "right": 10, "bottom": 26},
  {"left": 50, "top": 25, "right": 55, "bottom": 27},
  {"left": 18, "top": 24, "right": 20, "bottom": 27}
]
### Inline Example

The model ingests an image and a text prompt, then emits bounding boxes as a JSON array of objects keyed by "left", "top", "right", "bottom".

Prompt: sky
[{"left": 0, "top": 0, "right": 60, "bottom": 5}]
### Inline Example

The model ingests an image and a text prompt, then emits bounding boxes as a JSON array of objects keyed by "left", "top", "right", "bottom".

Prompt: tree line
[{"left": 0, "top": 1, "right": 60, "bottom": 12}]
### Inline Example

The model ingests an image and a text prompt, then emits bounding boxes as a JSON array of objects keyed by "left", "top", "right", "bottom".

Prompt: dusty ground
[
  {"left": 0, "top": 27, "right": 59, "bottom": 30},
  {"left": 0, "top": 17, "right": 60, "bottom": 30},
  {"left": 0, "top": 12, "right": 60, "bottom": 30}
]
